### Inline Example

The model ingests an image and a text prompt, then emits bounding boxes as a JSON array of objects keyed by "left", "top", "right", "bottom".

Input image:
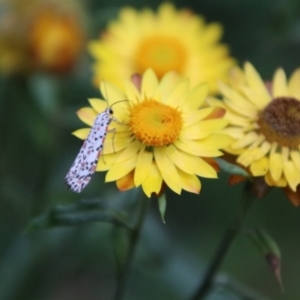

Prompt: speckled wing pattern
[{"left": 65, "top": 108, "right": 113, "bottom": 193}]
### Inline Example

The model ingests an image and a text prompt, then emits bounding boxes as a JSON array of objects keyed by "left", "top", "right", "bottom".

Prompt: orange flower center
[
  {"left": 134, "top": 35, "right": 187, "bottom": 79},
  {"left": 258, "top": 97, "right": 300, "bottom": 147},
  {"left": 129, "top": 99, "right": 183, "bottom": 147}
]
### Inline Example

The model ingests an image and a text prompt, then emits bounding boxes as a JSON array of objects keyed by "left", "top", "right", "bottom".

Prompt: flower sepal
[
  {"left": 247, "top": 229, "right": 283, "bottom": 292},
  {"left": 216, "top": 157, "right": 250, "bottom": 178}
]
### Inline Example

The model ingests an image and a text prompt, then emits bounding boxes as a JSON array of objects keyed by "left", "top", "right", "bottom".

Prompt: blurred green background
[{"left": 1, "top": 0, "right": 300, "bottom": 299}]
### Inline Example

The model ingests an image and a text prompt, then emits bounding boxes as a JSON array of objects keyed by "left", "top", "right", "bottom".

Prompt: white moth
[{"left": 65, "top": 101, "right": 126, "bottom": 193}]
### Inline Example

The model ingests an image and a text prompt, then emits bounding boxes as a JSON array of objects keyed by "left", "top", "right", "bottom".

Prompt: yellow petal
[
  {"left": 253, "top": 141, "right": 271, "bottom": 160},
  {"left": 282, "top": 146, "right": 290, "bottom": 161},
  {"left": 101, "top": 80, "right": 127, "bottom": 104},
  {"left": 219, "top": 82, "right": 257, "bottom": 117},
  {"left": 200, "top": 134, "right": 234, "bottom": 149},
  {"left": 205, "top": 107, "right": 226, "bottom": 120},
  {"left": 105, "top": 156, "right": 137, "bottom": 181},
  {"left": 183, "top": 107, "right": 215, "bottom": 127},
  {"left": 225, "top": 110, "right": 252, "bottom": 127},
  {"left": 166, "top": 145, "right": 217, "bottom": 178},
  {"left": 182, "top": 83, "right": 209, "bottom": 112},
  {"left": 88, "top": 99, "right": 107, "bottom": 113},
  {"left": 273, "top": 68, "right": 288, "bottom": 97},
  {"left": 283, "top": 160, "right": 300, "bottom": 191},
  {"left": 116, "top": 172, "right": 135, "bottom": 191},
  {"left": 107, "top": 131, "right": 131, "bottom": 140},
  {"left": 119, "top": 7, "right": 139, "bottom": 24},
  {"left": 221, "top": 127, "right": 244, "bottom": 139},
  {"left": 142, "top": 162, "right": 163, "bottom": 197},
  {"left": 269, "top": 152, "right": 283, "bottom": 182},
  {"left": 250, "top": 133, "right": 267, "bottom": 148},
  {"left": 158, "top": 2, "right": 176, "bottom": 19},
  {"left": 157, "top": 71, "right": 180, "bottom": 101},
  {"left": 125, "top": 80, "right": 141, "bottom": 105},
  {"left": 110, "top": 95, "right": 129, "bottom": 115},
  {"left": 265, "top": 172, "right": 287, "bottom": 187},
  {"left": 198, "top": 119, "right": 229, "bottom": 133},
  {"left": 103, "top": 135, "right": 133, "bottom": 154},
  {"left": 250, "top": 156, "right": 269, "bottom": 176},
  {"left": 111, "top": 108, "right": 129, "bottom": 124},
  {"left": 154, "top": 147, "right": 181, "bottom": 194},
  {"left": 96, "top": 153, "right": 118, "bottom": 171},
  {"left": 134, "top": 148, "right": 153, "bottom": 186},
  {"left": 77, "top": 107, "right": 97, "bottom": 126},
  {"left": 237, "top": 147, "right": 258, "bottom": 167},
  {"left": 108, "top": 121, "right": 130, "bottom": 133},
  {"left": 244, "top": 62, "right": 271, "bottom": 108},
  {"left": 231, "top": 132, "right": 258, "bottom": 149},
  {"left": 226, "top": 146, "right": 244, "bottom": 156},
  {"left": 164, "top": 78, "right": 189, "bottom": 107},
  {"left": 177, "top": 168, "right": 201, "bottom": 194},
  {"left": 228, "top": 66, "right": 246, "bottom": 86},
  {"left": 114, "top": 140, "right": 141, "bottom": 164},
  {"left": 180, "top": 119, "right": 229, "bottom": 140},
  {"left": 88, "top": 41, "right": 113, "bottom": 60},
  {"left": 174, "top": 139, "right": 223, "bottom": 157},
  {"left": 288, "top": 68, "right": 300, "bottom": 99},
  {"left": 72, "top": 128, "right": 90, "bottom": 140},
  {"left": 203, "top": 22, "right": 222, "bottom": 43},
  {"left": 224, "top": 97, "right": 256, "bottom": 119},
  {"left": 290, "top": 150, "right": 300, "bottom": 172},
  {"left": 195, "top": 156, "right": 219, "bottom": 178},
  {"left": 180, "top": 123, "right": 209, "bottom": 140},
  {"left": 141, "top": 69, "right": 159, "bottom": 98},
  {"left": 207, "top": 96, "right": 225, "bottom": 108},
  {"left": 239, "top": 86, "right": 263, "bottom": 109}
]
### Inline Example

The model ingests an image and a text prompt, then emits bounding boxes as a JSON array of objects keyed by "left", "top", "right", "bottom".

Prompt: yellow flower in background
[
  {"left": 0, "top": 0, "right": 85, "bottom": 74},
  {"left": 89, "top": 3, "right": 235, "bottom": 94},
  {"left": 209, "top": 62, "right": 300, "bottom": 205},
  {"left": 29, "top": 7, "right": 85, "bottom": 72},
  {"left": 73, "top": 69, "right": 232, "bottom": 197}
]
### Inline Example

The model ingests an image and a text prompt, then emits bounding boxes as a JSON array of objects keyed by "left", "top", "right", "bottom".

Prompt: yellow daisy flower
[
  {"left": 88, "top": 3, "right": 235, "bottom": 94},
  {"left": 73, "top": 69, "right": 232, "bottom": 197},
  {"left": 209, "top": 62, "right": 300, "bottom": 204},
  {"left": 0, "top": 0, "right": 85, "bottom": 74},
  {"left": 29, "top": 6, "right": 85, "bottom": 73}
]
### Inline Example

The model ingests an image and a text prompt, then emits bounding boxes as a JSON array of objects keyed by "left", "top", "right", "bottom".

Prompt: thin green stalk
[
  {"left": 114, "top": 192, "right": 150, "bottom": 300},
  {"left": 190, "top": 181, "right": 257, "bottom": 300}
]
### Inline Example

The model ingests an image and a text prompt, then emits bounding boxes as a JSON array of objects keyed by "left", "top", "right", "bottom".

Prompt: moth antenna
[
  {"left": 102, "top": 80, "right": 128, "bottom": 108},
  {"left": 102, "top": 80, "right": 109, "bottom": 108},
  {"left": 110, "top": 99, "right": 129, "bottom": 109}
]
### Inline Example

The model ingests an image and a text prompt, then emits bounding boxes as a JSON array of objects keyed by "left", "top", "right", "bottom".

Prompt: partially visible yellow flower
[
  {"left": 29, "top": 8, "right": 84, "bottom": 72},
  {"left": 73, "top": 69, "right": 232, "bottom": 197},
  {"left": 89, "top": 3, "right": 235, "bottom": 94},
  {"left": 0, "top": 0, "right": 85, "bottom": 74},
  {"left": 209, "top": 62, "right": 300, "bottom": 205}
]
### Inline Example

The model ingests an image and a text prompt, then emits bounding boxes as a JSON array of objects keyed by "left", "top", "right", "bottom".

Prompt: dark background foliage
[{"left": 1, "top": 0, "right": 300, "bottom": 299}]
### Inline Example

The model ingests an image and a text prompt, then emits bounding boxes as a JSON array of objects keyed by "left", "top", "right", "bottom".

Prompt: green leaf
[
  {"left": 216, "top": 158, "right": 250, "bottom": 177},
  {"left": 158, "top": 193, "right": 167, "bottom": 223},
  {"left": 24, "top": 200, "right": 132, "bottom": 232},
  {"left": 247, "top": 228, "right": 283, "bottom": 291}
]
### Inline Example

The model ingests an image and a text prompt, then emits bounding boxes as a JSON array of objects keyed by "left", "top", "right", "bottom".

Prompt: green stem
[
  {"left": 190, "top": 181, "right": 257, "bottom": 300},
  {"left": 114, "top": 192, "right": 149, "bottom": 300}
]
